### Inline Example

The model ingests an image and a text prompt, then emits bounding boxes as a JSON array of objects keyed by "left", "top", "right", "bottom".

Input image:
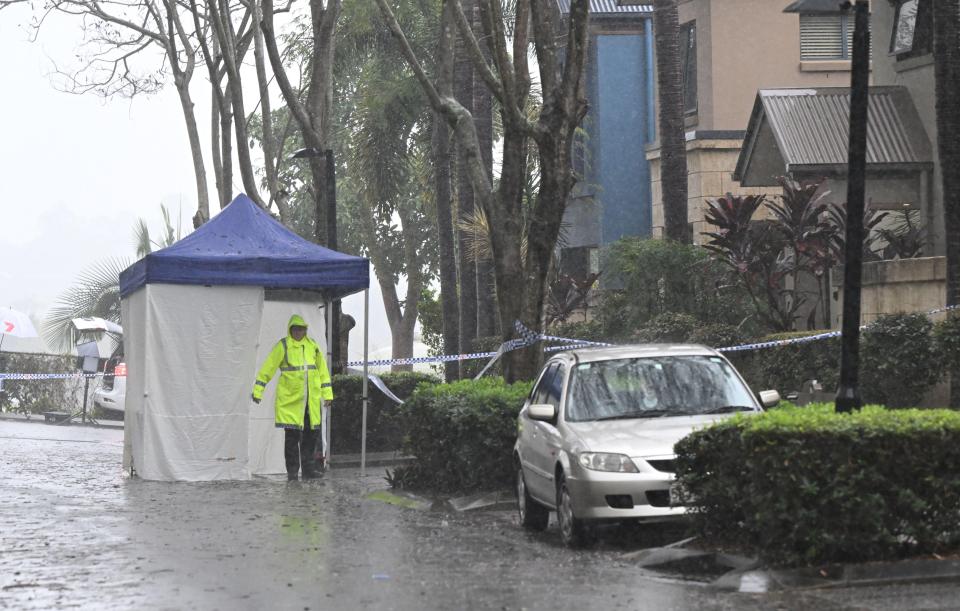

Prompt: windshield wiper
[
  {"left": 695, "top": 405, "right": 756, "bottom": 415},
  {"left": 593, "top": 410, "right": 674, "bottom": 421}
]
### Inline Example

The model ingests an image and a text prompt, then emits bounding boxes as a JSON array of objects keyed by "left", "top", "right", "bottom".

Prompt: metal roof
[
  {"left": 734, "top": 87, "right": 933, "bottom": 185},
  {"left": 783, "top": 0, "right": 846, "bottom": 13},
  {"left": 557, "top": 0, "right": 653, "bottom": 14}
]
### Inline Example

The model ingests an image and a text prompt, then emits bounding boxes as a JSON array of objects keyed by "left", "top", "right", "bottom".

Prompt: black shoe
[
  {"left": 302, "top": 469, "right": 321, "bottom": 480},
  {"left": 287, "top": 473, "right": 299, "bottom": 481}
]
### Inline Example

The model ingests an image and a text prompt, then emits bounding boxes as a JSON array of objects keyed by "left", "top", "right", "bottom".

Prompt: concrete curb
[
  {"left": 328, "top": 452, "right": 414, "bottom": 469},
  {"left": 447, "top": 490, "right": 515, "bottom": 512},
  {"left": 712, "top": 557, "right": 960, "bottom": 592}
]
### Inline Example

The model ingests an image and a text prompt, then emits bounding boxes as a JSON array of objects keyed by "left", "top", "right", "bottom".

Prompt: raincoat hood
[{"left": 288, "top": 314, "right": 308, "bottom": 333}]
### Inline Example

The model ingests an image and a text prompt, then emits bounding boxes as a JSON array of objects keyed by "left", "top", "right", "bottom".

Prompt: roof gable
[{"left": 734, "top": 87, "right": 933, "bottom": 186}]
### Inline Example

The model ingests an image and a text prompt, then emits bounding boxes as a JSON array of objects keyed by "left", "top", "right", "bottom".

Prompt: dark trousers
[{"left": 284, "top": 404, "right": 320, "bottom": 478}]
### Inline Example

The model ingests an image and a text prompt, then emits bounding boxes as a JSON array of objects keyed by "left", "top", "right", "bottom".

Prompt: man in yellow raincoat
[{"left": 252, "top": 314, "right": 334, "bottom": 480}]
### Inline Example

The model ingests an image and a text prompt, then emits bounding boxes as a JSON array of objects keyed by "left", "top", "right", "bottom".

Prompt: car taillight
[{"left": 114, "top": 363, "right": 127, "bottom": 377}]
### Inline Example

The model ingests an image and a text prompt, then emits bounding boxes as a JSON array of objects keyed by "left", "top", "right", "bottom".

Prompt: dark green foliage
[
  {"left": 934, "top": 315, "right": 960, "bottom": 371},
  {"left": 688, "top": 324, "right": 746, "bottom": 349},
  {"left": 331, "top": 372, "right": 438, "bottom": 454},
  {"left": 634, "top": 313, "right": 698, "bottom": 343},
  {"left": 860, "top": 313, "right": 940, "bottom": 407},
  {"left": 388, "top": 378, "right": 532, "bottom": 493},
  {"left": 731, "top": 331, "right": 841, "bottom": 397},
  {"left": 599, "top": 238, "right": 755, "bottom": 340},
  {"left": 675, "top": 404, "right": 960, "bottom": 566},
  {"left": 0, "top": 353, "right": 80, "bottom": 415},
  {"left": 726, "top": 313, "right": 941, "bottom": 405}
]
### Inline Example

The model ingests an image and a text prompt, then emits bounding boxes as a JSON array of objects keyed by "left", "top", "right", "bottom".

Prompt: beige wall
[
  {"left": 648, "top": 138, "right": 775, "bottom": 242},
  {"left": 676, "top": 0, "right": 855, "bottom": 132},
  {"left": 871, "top": 0, "right": 942, "bottom": 254}
]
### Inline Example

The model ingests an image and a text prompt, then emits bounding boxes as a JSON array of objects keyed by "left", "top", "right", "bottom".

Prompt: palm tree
[
  {"left": 133, "top": 204, "right": 179, "bottom": 258},
  {"left": 654, "top": 0, "right": 689, "bottom": 242},
  {"left": 43, "top": 205, "right": 182, "bottom": 352},
  {"left": 42, "top": 258, "right": 128, "bottom": 353},
  {"left": 933, "top": 0, "right": 960, "bottom": 406}
]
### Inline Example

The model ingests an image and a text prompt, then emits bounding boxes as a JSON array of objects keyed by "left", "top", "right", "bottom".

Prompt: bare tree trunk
[
  {"left": 432, "top": 1, "right": 461, "bottom": 382},
  {"left": 455, "top": 0, "right": 478, "bottom": 360},
  {"left": 219, "top": 95, "right": 234, "bottom": 207},
  {"left": 252, "top": 0, "right": 288, "bottom": 222},
  {"left": 473, "top": 4, "right": 497, "bottom": 338},
  {"left": 934, "top": 0, "right": 960, "bottom": 407},
  {"left": 159, "top": 0, "right": 210, "bottom": 228},
  {"left": 210, "top": 0, "right": 264, "bottom": 207},
  {"left": 261, "top": 0, "right": 340, "bottom": 244},
  {"left": 654, "top": 0, "right": 689, "bottom": 242},
  {"left": 377, "top": 0, "right": 590, "bottom": 382}
]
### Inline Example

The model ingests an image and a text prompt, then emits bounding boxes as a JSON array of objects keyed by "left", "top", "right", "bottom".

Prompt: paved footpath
[{"left": 2, "top": 419, "right": 959, "bottom": 610}]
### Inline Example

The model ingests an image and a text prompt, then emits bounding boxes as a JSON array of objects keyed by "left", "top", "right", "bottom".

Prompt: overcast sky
[{"left": 0, "top": 8, "right": 398, "bottom": 359}]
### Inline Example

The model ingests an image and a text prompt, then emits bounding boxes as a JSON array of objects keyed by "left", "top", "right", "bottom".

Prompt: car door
[
  {"left": 524, "top": 363, "right": 568, "bottom": 504},
  {"left": 520, "top": 363, "right": 559, "bottom": 503}
]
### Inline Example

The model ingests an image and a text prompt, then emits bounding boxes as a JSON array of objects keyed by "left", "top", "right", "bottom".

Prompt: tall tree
[
  {"left": 376, "top": 0, "right": 591, "bottom": 381},
  {"left": 934, "top": 0, "right": 960, "bottom": 406},
  {"left": 45, "top": 0, "right": 212, "bottom": 226},
  {"left": 455, "top": 0, "right": 479, "bottom": 357},
  {"left": 473, "top": 3, "right": 497, "bottom": 339},
  {"left": 431, "top": 0, "right": 462, "bottom": 381},
  {"left": 654, "top": 0, "right": 689, "bottom": 242},
  {"left": 261, "top": 0, "right": 340, "bottom": 245}
]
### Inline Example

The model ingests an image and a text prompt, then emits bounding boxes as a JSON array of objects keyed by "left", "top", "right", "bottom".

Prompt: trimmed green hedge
[
  {"left": 675, "top": 404, "right": 960, "bottom": 566},
  {"left": 727, "top": 313, "right": 943, "bottom": 406},
  {"left": 330, "top": 372, "right": 438, "bottom": 454},
  {"left": 388, "top": 377, "right": 532, "bottom": 493},
  {"left": 0, "top": 353, "right": 80, "bottom": 415}
]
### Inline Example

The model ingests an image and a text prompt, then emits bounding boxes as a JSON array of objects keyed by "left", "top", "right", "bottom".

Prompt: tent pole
[
  {"left": 325, "top": 299, "right": 333, "bottom": 465},
  {"left": 362, "top": 288, "right": 369, "bottom": 475}
]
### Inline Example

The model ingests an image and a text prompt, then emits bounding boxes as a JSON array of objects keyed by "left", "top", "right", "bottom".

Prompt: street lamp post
[
  {"left": 292, "top": 147, "right": 342, "bottom": 374},
  {"left": 835, "top": 0, "right": 871, "bottom": 413}
]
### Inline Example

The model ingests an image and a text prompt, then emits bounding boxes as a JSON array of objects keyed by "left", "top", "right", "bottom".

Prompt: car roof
[{"left": 548, "top": 343, "right": 722, "bottom": 365}]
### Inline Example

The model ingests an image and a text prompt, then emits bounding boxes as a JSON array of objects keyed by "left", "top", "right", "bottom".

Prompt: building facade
[
  {"left": 559, "top": 0, "right": 656, "bottom": 278},
  {"left": 633, "top": 0, "right": 862, "bottom": 242}
]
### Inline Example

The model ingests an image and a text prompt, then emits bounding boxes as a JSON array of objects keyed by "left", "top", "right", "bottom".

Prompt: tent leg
[
  {"left": 325, "top": 299, "right": 333, "bottom": 465},
  {"left": 362, "top": 288, "right": 369, "bottom": 476}
]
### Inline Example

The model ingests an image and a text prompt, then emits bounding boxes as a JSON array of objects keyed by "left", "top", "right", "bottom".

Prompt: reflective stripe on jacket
[{"left": 252, "top": 321, "right": 333, "bottom": 430}]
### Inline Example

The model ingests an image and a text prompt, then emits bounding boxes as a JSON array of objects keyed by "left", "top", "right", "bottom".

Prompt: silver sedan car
[{"left": 514, "top": 344, "right": 779, "bottom": 547}]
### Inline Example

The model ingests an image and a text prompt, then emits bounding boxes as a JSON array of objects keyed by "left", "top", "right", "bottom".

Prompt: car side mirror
[
  {"left": 759, "top": 390, "right": 781, "bottom": 408},
  {"left": 528, "top": 403, "right": 557, "bottom": 421}
]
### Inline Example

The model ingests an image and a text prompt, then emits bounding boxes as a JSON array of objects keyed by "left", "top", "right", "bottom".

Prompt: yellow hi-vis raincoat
[{"left": 252, "top": 314, "right": 333, "bottom": 430}]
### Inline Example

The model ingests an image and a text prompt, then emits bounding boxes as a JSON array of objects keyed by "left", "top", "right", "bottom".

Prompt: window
[
  {"left": 531, "top": 364, "right": 559, "bottom": 407},
  {"left": 679, "top": 21, "right": 697, "bottom": 116},
  {"left": 890, "top": 0, "right": 932, "bottom": 59},
  {"left": 800, "top": 13, "right": 849, "bottom": 60}
]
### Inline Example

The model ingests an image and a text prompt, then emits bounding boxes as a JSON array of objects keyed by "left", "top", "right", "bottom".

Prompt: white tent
[{"left": 118, "top": 194, "right": 370, "bottom": 481}]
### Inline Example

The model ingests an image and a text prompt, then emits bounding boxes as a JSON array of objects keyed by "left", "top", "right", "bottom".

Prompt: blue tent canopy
[{"left": 119, "top": 194, "right": 369, "bottom": 299}]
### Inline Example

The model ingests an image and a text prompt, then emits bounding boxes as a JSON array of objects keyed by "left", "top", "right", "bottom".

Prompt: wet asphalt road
[{"left": 2, "top": 419, "right": 960, "bottom": 610}]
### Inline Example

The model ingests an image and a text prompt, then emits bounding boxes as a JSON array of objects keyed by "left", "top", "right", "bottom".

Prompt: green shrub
[
  {"left": 688, "top": 324, "right": 745, "bottom": 349},
  {"left": 861, "top": 313, "right": 940, "bottom": 407},
  {"left": 746, "top": 331, "right": 840, "bottom": 397},
  {"left": 0, "top": 353, "right": 80, "bottom": 415},
  {"left": 935, "top": 314, "right": 960, "bottom": 370},
  {"left": 675, "top": 403, "right": 960, "bottom": 566},
  {"left": 634, "top": 312, "right": 699, "bottom": 343},
  {"left": 388, "top": 377, "right": 532, "bottom": 493},
  {"left": 331, "top": 372, "right": 438, "bottom": 454},
  {"left": 599, "top": 238, "right": 757, "bottom": 339}
]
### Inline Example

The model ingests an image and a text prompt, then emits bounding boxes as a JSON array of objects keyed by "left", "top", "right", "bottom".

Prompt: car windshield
[{"left": 565, "top": 355, "right": 757, "bottom": 422}]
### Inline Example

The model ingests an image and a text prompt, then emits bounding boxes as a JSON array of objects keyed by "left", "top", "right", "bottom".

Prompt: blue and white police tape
[
  {"left": 0, "top": 371, "right": 106, "bottom": 381},
  {"left": 6, "top": 305, "right": 960, "bottom": 379}
]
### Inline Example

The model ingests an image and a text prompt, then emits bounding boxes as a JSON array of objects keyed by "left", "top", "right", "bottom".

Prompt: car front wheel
[
  {"left": 516, "top": 465, "right": 549, "bottom": 531},
  {"left": 556, "top": 472, "right": 597, "bottom": 548}
]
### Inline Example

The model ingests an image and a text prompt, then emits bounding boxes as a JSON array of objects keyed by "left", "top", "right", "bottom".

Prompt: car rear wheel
[
  {"left": 516, "top": 465, "right": 549, "bottom": 531},
  {"left": 556, "top": 473, "right": 597, "bottom": 548}
]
